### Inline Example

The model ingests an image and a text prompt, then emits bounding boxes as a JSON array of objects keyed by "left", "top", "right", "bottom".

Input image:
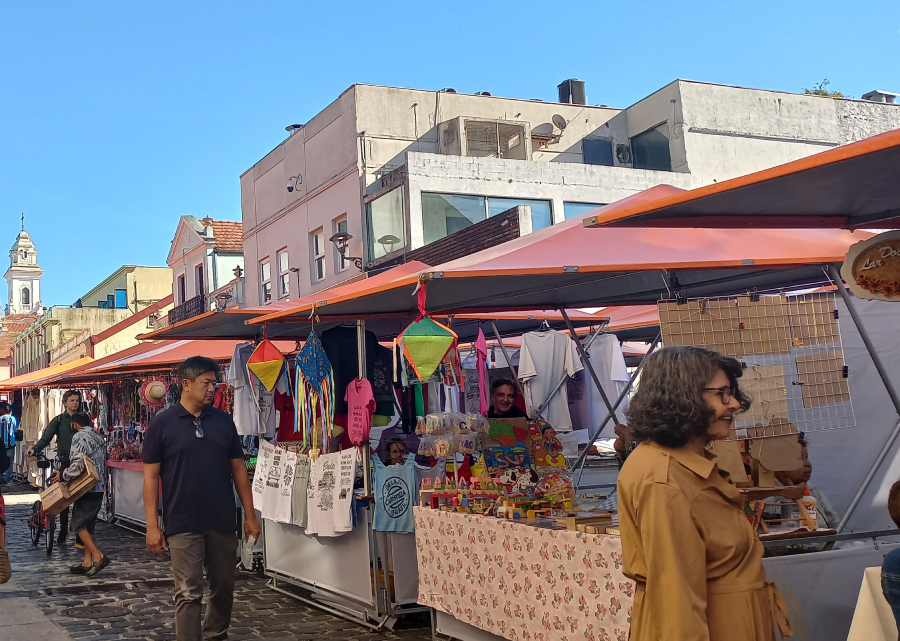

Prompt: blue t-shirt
[
  {"left": 1, "top": 415, "right": 17, "bottom": 449},
  {"left": 142, "top": 403, "right": 243, "bottom": 536},
  {"left": 373, "top": 453, "right": 416, "bottom": 533}
]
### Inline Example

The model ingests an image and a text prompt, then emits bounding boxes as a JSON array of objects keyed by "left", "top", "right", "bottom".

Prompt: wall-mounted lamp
[
  {"left": 233, "top": 265, "right": 243, "bottom": 279},
  {"left": 286, "top": 174, "right": 302, "bottom": 193},
  {"left": 289, "top": 267, "right": 301, "bottom": 296},
  {"left": 329, "top": 232, "right": 363, "bottom": 270},
  {"left": 214, "top": 292, "right": 233, "bottom": 311}
]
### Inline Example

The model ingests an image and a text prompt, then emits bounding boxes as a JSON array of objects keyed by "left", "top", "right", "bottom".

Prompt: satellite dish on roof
[{"left": 552, "top": 114, "right": 568, "bottom": 130}]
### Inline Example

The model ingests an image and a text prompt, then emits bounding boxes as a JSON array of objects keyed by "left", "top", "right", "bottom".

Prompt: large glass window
[
  {"left": 564, "top": 202, "right": 607, "bottom": 219},
  {"left": 583, "top": 139, "right": 614, "bottom": 166},
  {"left": 277, "top": 249, "right": 289, "bottom": 298},
  {"left": 422, "top": 193, "right": 552, "bottom": 245},
  {"left": 310, "top": 229, "right": 326, "bottom": 282},
  {"left": 631, "top": 123, "right": 671, "bottom": 171},
  {"left": 487, "top": 197, "right": 552, "bottom": 231},
  {"left": 260, "top": 259, "right": 272, "bottom": 303},
  {"left": 366, "top": 187, "right": 406, "bottom": 260}
]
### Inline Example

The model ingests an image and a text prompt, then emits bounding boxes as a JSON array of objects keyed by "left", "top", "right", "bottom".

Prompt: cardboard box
[{"left": 40, "top": 456, "right": 100, "bottom": 517}]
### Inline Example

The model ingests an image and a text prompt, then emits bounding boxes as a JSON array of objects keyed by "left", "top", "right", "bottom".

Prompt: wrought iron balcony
[{"left": 167, "top": 294, "right": 206, "bottom": 326}]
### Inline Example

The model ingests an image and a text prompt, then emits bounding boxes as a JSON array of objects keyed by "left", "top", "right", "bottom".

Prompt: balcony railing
[{"left": 168, "top": 294, "right": 206, "bottom": 326}]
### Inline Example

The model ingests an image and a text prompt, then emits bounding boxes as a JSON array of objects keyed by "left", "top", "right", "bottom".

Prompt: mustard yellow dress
[{"left": 617, "top": 441, "right": 792, "bottom": 641}]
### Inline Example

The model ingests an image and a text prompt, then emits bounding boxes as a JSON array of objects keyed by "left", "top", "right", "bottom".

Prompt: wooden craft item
[
  {"left": 795, "top": 349, "right": 850, "bottom": 409},
  {"left": 750, "top": 434, "right": 804, "bottom": 471},
  {"left": 745, "top": 417, "right": 799, "bottom": 440},
  {"left": 740, "top": 365, "right": 788, "bottom": 424},
  {"left": 737, "top": 296, "right": 792, "bottom": 355},
  {"left": 789, "top": 296, "right": 839, "bottom": 347},
  {"left": 708, "top": 441, "right": 748, "bottom": 485}
]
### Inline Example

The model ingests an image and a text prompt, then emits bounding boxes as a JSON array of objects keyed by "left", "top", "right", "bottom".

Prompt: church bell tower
[{"left": 4, "top": 214, "right": 44, "bottom": 315}]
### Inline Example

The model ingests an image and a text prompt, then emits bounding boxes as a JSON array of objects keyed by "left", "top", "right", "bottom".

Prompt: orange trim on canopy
[
  {"left": 582, "top": 128, "right": 900, "bottom": 230},
  {"left": 0, "top": 356, "right": 95, "bottom": 391}
]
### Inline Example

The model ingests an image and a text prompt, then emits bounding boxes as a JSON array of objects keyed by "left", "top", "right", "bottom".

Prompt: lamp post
[{"left": 328, "top": 232, "right": 364, "bottom": 270}]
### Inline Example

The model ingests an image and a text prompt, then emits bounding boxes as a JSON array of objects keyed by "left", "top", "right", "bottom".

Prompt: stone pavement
[{"left": 0, "top": 482, "right": 433, "bottom": 641}]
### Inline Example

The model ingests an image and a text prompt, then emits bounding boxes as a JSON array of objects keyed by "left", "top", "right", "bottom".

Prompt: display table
[
  {"left": 847, "top": 566, "right": 898, "bottom": 641},
  {"left": 414, "top": 507, "right": 634, "bottom": 641},
  {"left": 107, "top": 460, "right": 147, "bottom": 527}
]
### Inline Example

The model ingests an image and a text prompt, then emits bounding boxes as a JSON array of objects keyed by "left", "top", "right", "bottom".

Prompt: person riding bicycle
[
  {"left": 52, "top": 413, "right": 109, "bottom": 577},
  {"left": 27, "top": 389, "right": 82, "bottom": 545}
]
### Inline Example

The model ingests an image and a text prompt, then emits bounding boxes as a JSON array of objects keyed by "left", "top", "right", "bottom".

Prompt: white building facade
[
  {"left": 4, "top": 226, "right": 44, "bottom": 316},
  {"left": 240, "top": 81, "right": 900, "bottom": 307}
]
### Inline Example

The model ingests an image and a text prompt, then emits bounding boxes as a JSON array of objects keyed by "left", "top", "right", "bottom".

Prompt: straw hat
[{"left": 140, "top": 379, "right": 168, "bottom": 407}]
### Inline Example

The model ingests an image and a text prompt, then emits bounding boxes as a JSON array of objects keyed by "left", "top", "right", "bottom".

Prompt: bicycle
[{"left": 28, "top": 453, "right": 55, "bottom": 555}]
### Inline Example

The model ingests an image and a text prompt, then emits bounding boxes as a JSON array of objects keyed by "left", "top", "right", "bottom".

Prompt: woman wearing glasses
[{"left": 616, "top": 346, "right": 792, "bottom": 641}]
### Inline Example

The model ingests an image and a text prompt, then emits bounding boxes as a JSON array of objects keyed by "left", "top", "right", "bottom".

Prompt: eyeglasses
[
  {"left": 703, "top": 386, "right": 734, "bottom": 404},
  {"left": 193, "top": 417, "right": 204, "bottom": 439}
]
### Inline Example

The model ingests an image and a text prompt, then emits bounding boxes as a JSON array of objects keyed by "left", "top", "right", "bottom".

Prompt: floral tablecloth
[{"left": 414, "top": 507, "right": 634, "bottom": 641}]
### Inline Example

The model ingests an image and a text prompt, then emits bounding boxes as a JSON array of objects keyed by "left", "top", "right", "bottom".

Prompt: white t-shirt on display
[
  {"left": 585, "top": 334, "right": 630, "bottom": 435},
  {"left": 518, "top": 330, "right": 583, "bottom": 431}
]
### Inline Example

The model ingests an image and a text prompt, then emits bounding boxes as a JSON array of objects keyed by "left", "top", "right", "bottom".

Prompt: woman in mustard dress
[{"left": 617, "top": 346, "right": 792, "bottom": 641}]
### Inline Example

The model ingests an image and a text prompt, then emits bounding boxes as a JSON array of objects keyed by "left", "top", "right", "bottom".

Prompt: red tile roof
[
  {"left": 0, "top": 313, "right": 41, "bottom": 361},
  {"left": 200, "top": 218, "right": 243, "bottom": 253}
]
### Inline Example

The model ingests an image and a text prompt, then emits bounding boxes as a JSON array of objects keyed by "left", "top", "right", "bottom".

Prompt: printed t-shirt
[
  {"left": 517, "top": 330, "right": 583, "bottom": 432},
  {"left": 274, "top": 390, "right": 297, "bottom": 443},
  {"left": 585, "top": 334, "right": 630, "bottom": 432},
  {"left": 142, "top": 403, "right": 243, "bottom": 536},
  {"left": 321, "top": 326, "right": 379, "bottom": 415},
  {"left": 333, "top": 448, "right": 360, "bottom": 534},
  {"left": 345, "top": 379, "right": 376, "bottom": 445},
  {"left": 291, "top": 453, "right": 311, "bottom": 528},
  {"left": 373, "top": 453, "right": 416, "bottom": 533}
]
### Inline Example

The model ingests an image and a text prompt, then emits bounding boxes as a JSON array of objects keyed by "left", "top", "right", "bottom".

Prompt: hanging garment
[
  {"left": 517, "top": 330, "right": 584, "bottom": 432},
  {"left": 274, "top": 389, "right": 297, "bottom": 443},
  {"left": 254, "top": 379, "right": 277, "bottom": 438},
  {"left": 308, "top": 451, "right": 340, "bottom": 537},
  {"left": 228, "top": 343, "right": 258, "bottom": 436},
  {"left": 260, "top": 445, "right": 292, "bottom": 522},
  {"left": 291, "top": 453, "right": 311, "bottom": 528},
  {"left": 414, "top": 457, "right": 447, "bottom": 490},
  {"left": 321, "top": 326, "right": 379, "bottom": 415},
  {"left": 345, "top": 379, "right": 376, "bottom": 445},
  {"left": 371, "top": 344, "right": 395, "bottom": 403},
  {"left": 373, "top": 453, "right": 416, "bottom": 533},
  {"left": 304, "top": 456, "right": 319, "bottom": 535},
  {"left": 585, "top": 334, "right": 631, "bottom": 432},
  {"left": 566, "top": 370, "right": 592, "bottom": 431},
  {"left": 252, "top": 440, "right": 275, "bottom": 512},
  {"left": 474, "top": 329, "right": 490, "bottom": 416},
  {"left": 332, "top": 448, "right": 360, "bottom": 535}
]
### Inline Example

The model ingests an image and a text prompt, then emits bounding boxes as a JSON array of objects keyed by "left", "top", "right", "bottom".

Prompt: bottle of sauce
[{"left": 800, "top": 485, "right": 818, "bottom": 530}]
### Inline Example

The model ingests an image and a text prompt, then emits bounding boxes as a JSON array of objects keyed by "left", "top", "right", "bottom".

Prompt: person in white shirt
[{"left": 766, "top": 432, "right": 840, "bottom": 529}]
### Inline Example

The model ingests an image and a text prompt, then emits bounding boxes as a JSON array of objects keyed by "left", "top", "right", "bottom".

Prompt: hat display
[{"left": 139, "top": 379, "right": 168, "bottom": 407}]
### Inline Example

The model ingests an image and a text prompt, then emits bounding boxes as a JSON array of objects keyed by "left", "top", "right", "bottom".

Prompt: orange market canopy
[
  {"left": 582, "top": 128, "right": 900, "bottom": 230},
  {"left": 245, "top": 187, "right": 868, "bottom": 319},
  {"left": 0, "top": 356, "right": 95, "bottom": 391}
]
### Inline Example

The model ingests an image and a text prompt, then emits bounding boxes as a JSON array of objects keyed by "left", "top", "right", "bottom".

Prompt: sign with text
[{"left": 842, "top": 231, "right": 900, "bottom": 301}]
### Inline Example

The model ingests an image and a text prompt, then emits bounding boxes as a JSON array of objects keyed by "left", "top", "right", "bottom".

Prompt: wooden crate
[{"left": 40, "top": 456, "right": 100, "bottom": 517}]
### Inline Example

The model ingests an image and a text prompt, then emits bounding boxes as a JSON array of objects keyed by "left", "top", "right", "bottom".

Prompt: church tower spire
[{"left": 4, "top": 216, "right": 44, "bottom": 316}]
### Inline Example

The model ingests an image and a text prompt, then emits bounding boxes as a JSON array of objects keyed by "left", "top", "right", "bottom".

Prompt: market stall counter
[{"left": 107, "top": 460, "right": 150, "bottom": 528}]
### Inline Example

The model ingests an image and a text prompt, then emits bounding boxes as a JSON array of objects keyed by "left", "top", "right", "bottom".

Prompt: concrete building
[
  {"left": 76, "top": 265, "right": 173, "bottom": 312},
  {"left": 0, "top": 313, "right": 40, "bottom": 380},
  {"left": 4, "top": 222, "right": 44, "bottom": 316},
  {"left": 166, "top": 216, "right": 244, "bottom": 323},
  {"left": 240, "top": 80, "right": 900, "bottom": 307}
]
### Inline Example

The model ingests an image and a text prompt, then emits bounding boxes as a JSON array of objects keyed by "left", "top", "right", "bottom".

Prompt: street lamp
[
  {"left": 377, "top": 234, "right": 402, "bottom": 256},
  {"left": 328, "top": 232, "right": 363, "bottom": 270}
]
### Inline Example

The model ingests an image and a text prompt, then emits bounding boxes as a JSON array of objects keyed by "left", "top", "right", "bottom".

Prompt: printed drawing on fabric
[
  {"left": 267, "top": 449, "right": 283, "bottom": 489},
  {"left": 382, "top": 476, "right": 410, "bottom": 519},
  {"left": 318, "top": 458, "right": 336, "bottom": 511},
  {"left": 280, "top": 451, "right": 297, "bottom": 498},
  {"left": 338, "top": 450, "right": 355, "bottom": 501}
]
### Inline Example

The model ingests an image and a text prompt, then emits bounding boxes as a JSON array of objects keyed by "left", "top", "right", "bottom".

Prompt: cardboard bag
[{"left": 40, "top": 456, "right": 100, "bottom": 517}]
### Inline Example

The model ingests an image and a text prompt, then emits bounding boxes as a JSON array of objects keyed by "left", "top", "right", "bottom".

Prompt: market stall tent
[{"left": 0, "top": 356, "right": 95, "bottom": 392}]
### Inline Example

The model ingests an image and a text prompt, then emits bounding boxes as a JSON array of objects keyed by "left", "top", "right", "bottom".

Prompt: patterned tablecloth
[{"left": 414, "top": 507, "right": 634, "bottom": 641}]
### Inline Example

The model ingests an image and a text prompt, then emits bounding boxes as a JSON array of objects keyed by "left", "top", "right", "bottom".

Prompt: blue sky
[{"left": 1, "top": 0, "right": 897, "bottom": 307}]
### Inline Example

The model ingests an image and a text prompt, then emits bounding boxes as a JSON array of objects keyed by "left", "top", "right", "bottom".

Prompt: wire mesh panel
[{"left": 658, "top": 292, "right": 855, "bottom": 439}]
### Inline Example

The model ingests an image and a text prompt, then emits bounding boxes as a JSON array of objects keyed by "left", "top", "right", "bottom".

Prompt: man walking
[
  {"left": 0, "top": 403, "right": 16, "bottom": 485},
  {"left": 27, "top": 389, "right": 82, "bottom": 545},
  {"left": 55, "top": 413, "right": 109, "bottom": 577},
  {"left": 143, "top": 356, "right": 260, "bottom": 641}
]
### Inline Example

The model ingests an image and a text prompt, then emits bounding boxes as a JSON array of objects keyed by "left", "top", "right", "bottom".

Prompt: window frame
[
  {"left": 630, "top": 121, "right": 672, "bottom": 171},
  {"left": 177, "top": 274, "right": 186, "bottom": 305},
  {"left": 276, "top": 248, "right": 290, "bottom": 299},
  {"left": 259, "top": 258, "right": 272, "bottom": 304},
  {"left": 310, "top": 228, "right": 326, "bottom": 283}
]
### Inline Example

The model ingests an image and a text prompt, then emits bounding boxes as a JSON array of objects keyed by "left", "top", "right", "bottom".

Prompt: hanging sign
[{"left": 841, "top": 231, "right": 900, "bottom": 301}]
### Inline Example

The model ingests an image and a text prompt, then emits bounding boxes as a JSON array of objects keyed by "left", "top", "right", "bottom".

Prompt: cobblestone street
[{"left": 0, "top": 484, "right": 432, "bottom": 641}]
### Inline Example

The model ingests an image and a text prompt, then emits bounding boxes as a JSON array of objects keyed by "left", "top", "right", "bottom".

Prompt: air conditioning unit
[{"left": 439, "top": 117, "right": 531, "bottom": 160}]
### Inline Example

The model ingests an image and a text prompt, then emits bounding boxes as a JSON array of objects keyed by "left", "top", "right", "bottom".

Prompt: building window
[
  {"left": 310, "top": 229, "right": 326, "bottom": 282},
  {"left": 260, "top": 259, "right": 272, "bottom": 303},
  {"left": 195, "top": 264, "right": 205, "bottom": 296},
  {"left": 333, "top": 216, "right": 349, "bottom": 272},
  {"left": 277, "top": 249, "right": 290, "bottom": 298},
  {"left": 115, "top": 289, "right": 127, "bottom": 309},
  {"left": 365, "top": 187, "right": 406, "bottom": 261},
  {"left": 421, "top": 193, "right": 552, "bottom": 245},
  {"left": 583, "top": 139, "right": 614, "bottom": 166},
  {"left": 177, "top": 275, "right": 186, "bottom": 305},
  {"left": 21, "top": 287, "right": 29, "bottom": 306},
  {"left": 564, "top": 202, "right": 608, "bottom": 219},
  {"left": 631, "top": 122, "right": 671, "bottom": 171}
]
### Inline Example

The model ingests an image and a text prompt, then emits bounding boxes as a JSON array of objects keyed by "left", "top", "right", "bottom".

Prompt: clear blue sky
[{"left": 1, "top": 0, "right": 897, "bottom": 307}]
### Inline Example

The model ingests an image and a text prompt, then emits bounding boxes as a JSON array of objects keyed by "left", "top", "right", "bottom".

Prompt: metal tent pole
[
  {"left": 827, "top": 264, "right": 900, "bottom": 533},
  {"left": 571, "top": 333, "right": 661, "bottom": 487},
  {"left": 489, "top": 321, "right": 526, "bottom": 399},
  {"left": 559, "top": 308, "right": 618, "bottom": 420}
]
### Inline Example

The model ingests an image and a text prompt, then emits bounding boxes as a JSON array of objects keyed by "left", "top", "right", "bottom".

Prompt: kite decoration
[
  {"left": 294, "top": 330, "right": 334, "bottom": 453},
  {"left": 246, "top": 339, "right": 289, "bottom": 392},
  {"left": 398, "top": 316, "right": 459, "bottom": 383}
]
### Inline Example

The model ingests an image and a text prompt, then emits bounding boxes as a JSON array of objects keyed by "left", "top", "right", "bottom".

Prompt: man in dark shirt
[
  {"left": 27, "top": 389, "right": 81, "bottom": 545},
  {"left": 143, "top": 356, "right": 260, "bottom": 641},
  {"left": 486, "top": 379, "right": 527, "bottom": 419}
]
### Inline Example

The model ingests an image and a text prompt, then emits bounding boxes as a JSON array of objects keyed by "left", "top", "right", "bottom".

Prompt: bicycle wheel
[
  {"left": 29, "top": 501, "right": 42, "bottom": 546},
  {"left": 45, "top": 514, "right": 55, "bottom": 555}
]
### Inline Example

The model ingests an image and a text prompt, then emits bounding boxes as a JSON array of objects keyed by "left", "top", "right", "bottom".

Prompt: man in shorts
[{"left": 55, "top": 413, "right": 109, "bottom": 577}]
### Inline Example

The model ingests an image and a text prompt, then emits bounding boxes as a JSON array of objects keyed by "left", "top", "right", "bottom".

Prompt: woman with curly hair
[{"left": 617, "top": 346, "right": 792, "bottom": 641}]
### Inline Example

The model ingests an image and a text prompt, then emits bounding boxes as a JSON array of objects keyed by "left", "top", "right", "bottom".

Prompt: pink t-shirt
[{"left": 345, "top": 379, "right": 376, "bottom": 445}]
